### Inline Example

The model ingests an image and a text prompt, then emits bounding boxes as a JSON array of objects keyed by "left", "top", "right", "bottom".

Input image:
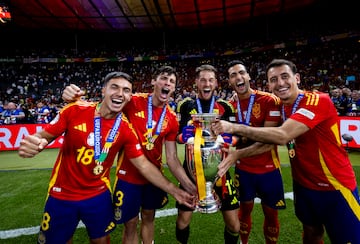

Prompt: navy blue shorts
[
  {"left": 235, "top": 168, "right": 286, "bottom": 209},
  {"left": 113, "top": 179, "right": 168, "bottom": 224},
  {"left": 38, "top": 190, "right": 116, "bottom": 244},
  {"left": 293, "top": 181, "right": 360, "bottom": 243}
]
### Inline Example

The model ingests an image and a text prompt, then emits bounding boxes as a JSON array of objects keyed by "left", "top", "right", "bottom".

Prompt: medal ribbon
[
  {"left": 281, "top": 93, "right": 304, "bottom": 159},
  {"left": 194, "top": 127, "right": 206, "bottom": 200},
  {"left": 281, "top": 93, "right": 304, "bottom": 122},
  {"left": 196, "top": 96, "right": 215, "bottom": 114},
  {"left": 94, "top": 103, "right": 122, "bottom": 164},
  {"left": 237, "top": 93, "right": 255, "bottom": 125},
  {"left": 147, "top": 95, "right": 167, "bottom": 144}
]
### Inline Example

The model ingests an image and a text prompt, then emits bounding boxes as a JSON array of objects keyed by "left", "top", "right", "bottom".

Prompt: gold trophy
[{"left": 185, "top": 113, "right": 224, "bottom": 213}]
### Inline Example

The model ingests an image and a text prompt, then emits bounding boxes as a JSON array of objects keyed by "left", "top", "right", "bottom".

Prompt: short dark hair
[
  {"left": 195, "top": 64, "right": 217, "bottom": 79},
  {"left": 226, "top": 60, "right": 246, "bottom": 73},
  {"left": 266, "top": 59, "right": 298, "bottom": 75},
  {"left": 152, "top": 65, "right": 178, "bottom": 83},
  {"left": 103, "top": 71, "right": 133, "bottom": 86}
]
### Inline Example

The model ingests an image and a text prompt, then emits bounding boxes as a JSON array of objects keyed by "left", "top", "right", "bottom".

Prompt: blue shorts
[
  {"left": 113, "top": 179, "right": 168, "bottom": 224},
  {"left": 38, "top": 190, "right": 116, "bottom": 244},
  {"left": 293, "top": 181, "right": 360, "bottom": 243},
  {"left": 235, "top": 168, "right": 286, "bottom": 209}
]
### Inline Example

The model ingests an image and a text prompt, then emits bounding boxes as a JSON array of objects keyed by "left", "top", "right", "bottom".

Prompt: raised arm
[{"left": 62, "top": 84, "right": 85, "bottom": 103}]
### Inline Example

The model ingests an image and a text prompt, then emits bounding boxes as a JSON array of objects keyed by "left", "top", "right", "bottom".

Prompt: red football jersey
[
  {"left": 117, "top": 93, "right": 179, "bottom": 184},
  {"left": 286, "top": 91, "right": 357, "bottom": 191},
  {"left": 44, "top": 101, "right": 143, "bottom": 201},
  {"left": 232, "top": 90, "right": 282, "bottom": 173}
]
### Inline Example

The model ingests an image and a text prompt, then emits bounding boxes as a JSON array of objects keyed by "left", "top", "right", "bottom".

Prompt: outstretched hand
[
  {"left": 62, "top": 84, "right": 85, "bottom": 103},
  {"left": 18, "top": 135, "right": 48, "bottom": 158},
  {"left": 173, "top": 188, "right": 196, "bottom": 210},
  {"left": 211, "top": 119, "right": 234, "bottom": 136}
]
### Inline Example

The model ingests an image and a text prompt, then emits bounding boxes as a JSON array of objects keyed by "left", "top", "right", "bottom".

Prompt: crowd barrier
[{"left": 0, "top": 117, "right": 359, "bottom": 151}]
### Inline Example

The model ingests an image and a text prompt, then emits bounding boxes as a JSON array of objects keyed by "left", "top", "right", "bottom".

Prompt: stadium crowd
[{"left": 1, "top": 31, "right": 359, "bottom": 125}]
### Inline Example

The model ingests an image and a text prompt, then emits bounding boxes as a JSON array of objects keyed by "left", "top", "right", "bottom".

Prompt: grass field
[{"left": 0, "top": 145, "right": 359, "bottom": 243}]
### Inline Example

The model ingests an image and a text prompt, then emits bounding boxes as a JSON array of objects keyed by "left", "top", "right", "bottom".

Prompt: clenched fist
[{"left": 18, "top": 135, "right": 49, "bottom": 158}]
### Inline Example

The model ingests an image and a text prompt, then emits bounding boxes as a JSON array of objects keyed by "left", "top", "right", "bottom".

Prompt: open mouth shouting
[
  {"left": 160, "top": 87, "right": 170, "bottom": 100},
  {"left": 201, "top": 88, "right": 212, "bottom": 99}
]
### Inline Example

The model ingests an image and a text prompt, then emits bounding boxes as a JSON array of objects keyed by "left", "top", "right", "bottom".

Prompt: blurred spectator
[
  {"left": 1, "top": 102, "right": 25, "bottom": 124},
  {"left": 340, "top": 87, "right": 353, "bottom": 116},
  {"left": 330, "top": 88, "right": 342, "bottom": 115},
  {"left": 33, "top": 101, "right": 51, "bottom": 124}
]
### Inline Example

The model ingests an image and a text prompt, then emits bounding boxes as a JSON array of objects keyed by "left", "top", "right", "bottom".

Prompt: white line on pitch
[{"left": 0, "top": 192, "right": 294, "bottom": 239}]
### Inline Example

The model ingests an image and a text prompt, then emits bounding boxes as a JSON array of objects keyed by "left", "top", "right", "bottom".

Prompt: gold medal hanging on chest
[
  {"left": 146, "top": 142, "right": 154, "bottom": 150},
  {"left": 93, "top": 164, "right": 104, "bottom": 175}
]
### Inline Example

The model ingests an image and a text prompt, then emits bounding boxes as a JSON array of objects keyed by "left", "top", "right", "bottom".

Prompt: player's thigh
[{"left": 113, "top": 179, "right": 142, "bottom": 224}]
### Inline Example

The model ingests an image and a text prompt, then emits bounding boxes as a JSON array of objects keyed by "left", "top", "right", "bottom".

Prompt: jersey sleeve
[
  {"left": 120, "top": 116, "right": 144, "bottom": 159},
  {"left": 176, "top": 97, "right": 194, "bottom": 132},
  {"left": 165, "top": 106, "right": 179, "bottom": 141},
  {"left": 291, "top": 92, "right": 335, "bottom": 129},
  {"left": 217, "top": 98, "right": 236, "bottom": 122},
  {"left": 45, "top": 101, "right": 97, "bottom": 137}
]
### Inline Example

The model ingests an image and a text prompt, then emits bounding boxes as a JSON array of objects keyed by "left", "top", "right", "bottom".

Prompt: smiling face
[
  {"left": 151, "top": 72, "right": 176, "bottom": 107},
  {"left": 101, "top": 77, "right": 132, "bottom": 118},
  {"left": 227, "top": 63, "right": 252, "bottom": 99},
  {"left": 196, "top": 70, "right": 218, "bottom": 101},
  {"left": 267, "top": 64, "right": 300, "bottom": 105}
]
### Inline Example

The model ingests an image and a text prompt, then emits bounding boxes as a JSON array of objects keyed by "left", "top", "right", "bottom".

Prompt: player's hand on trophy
[
  {"left": 217, "top": 147, "right": 239, "bottom": 178},
  {"left": 18, "top": 135, "right": 48, "bottom": 158},
  {"left": 62, "top": 84, "right": 85, "bottom": 103},
  {"left": 211, "top": 119, "right": 233, "bottom": 136},
  {"left": 181, "top": 125, "right": 195, "bottom": 143}
]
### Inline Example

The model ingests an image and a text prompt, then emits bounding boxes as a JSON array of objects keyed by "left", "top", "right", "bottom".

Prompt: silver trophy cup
[{"left": 185, "top": 113, "right": 223, "bottom": 213}]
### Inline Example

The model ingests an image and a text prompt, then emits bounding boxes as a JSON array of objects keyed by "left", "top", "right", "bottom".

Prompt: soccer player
[
  {"left": 62, "top": 66, "right": 197, "bottom": 244},
  {"left": 223, "top": 60, "right": 286, "bottom": 244},
  {"left": 19, "top": 71, "right": 195, "bottom": 244},
  {"left": 176, "top": 64, "right": 240, "bottom": 244},
  {"left": 212, "top": 59, "right": 360, "bottom": 243}
]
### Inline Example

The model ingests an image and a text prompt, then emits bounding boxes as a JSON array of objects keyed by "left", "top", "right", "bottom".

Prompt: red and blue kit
[
  {"left": 285, "top": 91, "right": 360, "bottom": 243},
  {"left": 116, "top": 93, "right": 178, "bottom": 184},
  {"left": 44, "top": 101, "right": 143, "bottom": 201}
]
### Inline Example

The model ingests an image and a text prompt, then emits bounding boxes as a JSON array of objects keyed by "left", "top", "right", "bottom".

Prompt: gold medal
[
  {"left": 93, "top": 164, "right": 104, "bottom": 175},
  {"left": 288, "top": 148, "right": 295, "bottom": 158},
  {"left": 146, "top": 142, "right": 154, "bottom": 150}
]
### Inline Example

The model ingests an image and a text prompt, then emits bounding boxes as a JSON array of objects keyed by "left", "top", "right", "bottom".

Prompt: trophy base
[
  {"left": 196, "top": 182, "right": 221, "bottom": 214},
  {"left": 196, "top": 200, "right": 220, "bottom": 214}
]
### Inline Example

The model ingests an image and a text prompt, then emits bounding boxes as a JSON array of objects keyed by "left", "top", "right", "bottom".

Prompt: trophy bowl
[{"left": 185, "top": 113, "right": 223, "bottom": 213}]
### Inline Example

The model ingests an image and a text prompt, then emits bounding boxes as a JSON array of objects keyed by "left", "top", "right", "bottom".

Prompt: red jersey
[
  {"left": 117, "top": 93, "right": 179, "bottom": 184},
  {"left": 44, "top": 101, "right": 143, "bottom": 201},
  {"left": 232, "top": 90, "right": 282, "bottom": 173},
  {"left": 285, "top": 91, "right": 357, "bottom": 191}
]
